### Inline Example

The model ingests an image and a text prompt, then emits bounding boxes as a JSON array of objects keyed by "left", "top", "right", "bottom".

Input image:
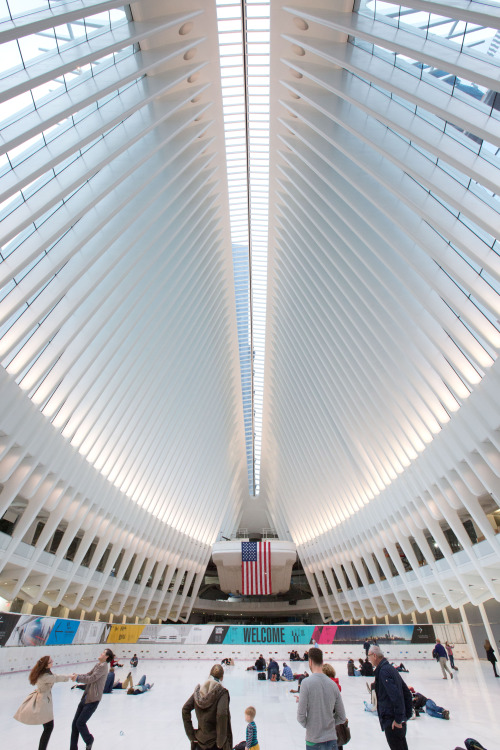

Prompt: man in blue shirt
[{"left": 432, "top": 638, "right": 454, "bottom": 679}]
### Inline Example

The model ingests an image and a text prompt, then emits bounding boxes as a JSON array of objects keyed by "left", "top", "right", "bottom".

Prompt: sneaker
[
  {"left": 442, "top": 710, "right": 450, "bottom": 720},
  {"left": 127, "top": 672, "right": 132, "bottom": 679},
  {"left": 85, "top": 743, "right": 93, "bottom": 750},
  {"left": 450, "top": 673, "right": 454, "bottom": 679}
]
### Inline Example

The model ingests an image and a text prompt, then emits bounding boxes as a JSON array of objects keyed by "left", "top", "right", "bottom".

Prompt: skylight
[{"left": 216, "top": 0, "right": 270, "bottom": 495}]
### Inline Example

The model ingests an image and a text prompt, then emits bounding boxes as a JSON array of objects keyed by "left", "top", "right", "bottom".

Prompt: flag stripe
[{"left": 241, "top": 541, "right": 272, "bottom": 595}]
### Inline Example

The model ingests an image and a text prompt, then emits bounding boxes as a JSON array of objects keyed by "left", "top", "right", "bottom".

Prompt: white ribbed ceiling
[{"left": 0, "top": 0, "right": 499, "bottom": 621}]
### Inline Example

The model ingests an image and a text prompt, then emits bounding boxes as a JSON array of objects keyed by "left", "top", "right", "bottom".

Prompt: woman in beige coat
[{"left": 14, "top": 654, "right": 72, "bottom": 750}]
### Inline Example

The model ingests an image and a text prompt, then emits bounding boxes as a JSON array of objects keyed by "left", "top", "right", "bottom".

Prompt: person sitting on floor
[
  {"left": 347, "top": 658, "right": 360, "bottom": 676},
  {"left": 267, "top": 658, "right": 280, "bottom": 681},
  {"left": 130, "top": 654, "right": 138, "bottom": 668},
  {"left": 289, "top": 650, "right": 299, "bottom": 661},
  {"left": 110, "top": 657, "right": 123, "bottom": 668},
  {"left": 246, "top": 655, "right": 266, "bottom": 671},
  {"left": 322, "top": 663, "right": 341, "bottom": 692},
  {"left": 289, "top": 671, "right": 308, "bottom": 693},
  {"left": 364, "top": 680, "right": 377, "bottom": 713},
  {"left": 359, "top": 658, "right": 374, "bottom": 677},
  {"left": 281, "top": 663, "right": 294, "bottom": 681},
  {"left": 221, "top": 658, "right": 234, "bottom": 666},
  {"left": 127, "top": 675, "right": 154, "bottom": 694}
]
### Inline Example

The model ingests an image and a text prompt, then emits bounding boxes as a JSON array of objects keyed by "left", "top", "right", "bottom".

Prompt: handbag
[{"left": 336, "top": 718, "right": 351, "bottom": 746}]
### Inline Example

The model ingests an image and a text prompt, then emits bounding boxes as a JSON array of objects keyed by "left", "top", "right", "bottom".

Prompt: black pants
[
  {"left": 384, "top": 723, "right": 408, "bottom": 750},
  {"left": 70, "top": 698, "right": 99, "bottom": 750},
  {"left": 39, "top": 720, "right": 54, "bottom": 750}
]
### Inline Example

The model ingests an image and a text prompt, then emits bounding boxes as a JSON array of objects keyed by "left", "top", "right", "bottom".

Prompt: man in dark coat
[
  {"left": 182, "top": 664, "right": 233, "bottom": 750},
  {"left": 267, "top": 658, "right": 280, "bottom": 681},
  {"left": 368, "top": 645, "right": 412, "bottom": 750}
]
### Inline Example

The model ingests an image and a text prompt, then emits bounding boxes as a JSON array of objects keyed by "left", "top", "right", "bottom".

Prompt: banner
[
  {"left": 72, "top": 621, "right": 106, "bottom": 645},
  {"left": 0, "top": 612, "right": 20, "bottom": 646},
  {"left": 5, "top": 615, "right": 56, "bottom": 647},
  {"left": 0, "top": 611, "right": 444, "bottom": 647},
  {"left": 46, "top": 618, "right": 80, "bottom": 645},
  {"left": 106, "top": 624, "right": 145, "bottom": 644}
]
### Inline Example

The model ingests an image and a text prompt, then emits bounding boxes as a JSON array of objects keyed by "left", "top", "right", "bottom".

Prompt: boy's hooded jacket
[{"left": 182, "top": 676, "right": 233, "bottom": 750}]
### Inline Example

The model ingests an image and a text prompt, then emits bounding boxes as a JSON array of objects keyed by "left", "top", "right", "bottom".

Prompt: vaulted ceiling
[{"left": 0, "top": 0, "right": 499, "bottom": 622}]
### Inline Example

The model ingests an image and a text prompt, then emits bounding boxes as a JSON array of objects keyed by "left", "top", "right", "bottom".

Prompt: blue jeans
[
  {"left": 425, "top": 699, "right": 445, "bottom": 718},
  {"left": 306, "top": 741, "right": 338, "bottom": 750}
]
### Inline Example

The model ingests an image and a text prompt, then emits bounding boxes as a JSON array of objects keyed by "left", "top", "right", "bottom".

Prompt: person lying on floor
[
  {"left": 409, "top": 688, "right": 450, "bottom": 719},
  {"left": 127, "top": 675, "right": 154, "bottom": 694}
]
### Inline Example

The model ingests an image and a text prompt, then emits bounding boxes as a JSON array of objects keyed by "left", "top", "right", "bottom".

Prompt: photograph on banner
[
  {"left": 312, "top": 624, "right": 436, "bottom": 645},
  {"left": 72, "top": 620, "right": 106, "bottom": 645},
  {"left": 5, "top": 615, "right": 56, "bottom": 647},
  {"left": 0, "top": 612, "right": 21, "bottom": 646}
]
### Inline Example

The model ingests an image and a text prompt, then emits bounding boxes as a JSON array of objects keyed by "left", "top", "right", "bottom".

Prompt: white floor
[{"left": 1, "top": 657, "right": 498, "bottom": 750}]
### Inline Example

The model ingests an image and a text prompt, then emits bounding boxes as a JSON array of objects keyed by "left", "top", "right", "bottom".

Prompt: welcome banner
[{"left": 0, "top": 611, "right": 453, "bottom": 647}]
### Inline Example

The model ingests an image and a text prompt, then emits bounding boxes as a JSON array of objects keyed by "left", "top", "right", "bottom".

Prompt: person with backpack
[{"left": 368, "top": 645, "right": 413, "bottom": 750}]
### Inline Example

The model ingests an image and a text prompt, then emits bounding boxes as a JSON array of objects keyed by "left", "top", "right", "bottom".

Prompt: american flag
[{"left": 241, "top": 541, "right": 272, "bottom": 595}]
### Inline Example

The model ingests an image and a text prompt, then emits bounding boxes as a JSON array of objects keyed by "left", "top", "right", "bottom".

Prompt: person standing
[
  {"left": 364, "top": 638, "right": 371, "bottom": 656},
  {"left": 70, "top": 647, "right": 114, "bottom": 750},
  {"left": 445, "top": 642, "right": 458, "bottom": 671},
  {"left": 297, "top": 647, "right": 346, "bottom": 750},
  {"left": 484, "top": 640, "right": 499, "bottom": 677},
  {"left": 182, "top": 664, "right": 233, "bottom": 750},
  {"left": 368, "top": 645, "right": 412, "bottom": 750},
  {"left": 14, "top": 655, "right": 72, "bottom": 750},
  {"left": 433, "top": 639, "right": 453, "bottom": 679}
]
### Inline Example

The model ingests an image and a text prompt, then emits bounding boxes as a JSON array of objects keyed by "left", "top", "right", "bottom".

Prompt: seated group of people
[
  {"left": 289, "top": 649, "right": 308, "bottom": 661},
  {"left": 347, "top": 657, "right": 374, "bottom": 677}
]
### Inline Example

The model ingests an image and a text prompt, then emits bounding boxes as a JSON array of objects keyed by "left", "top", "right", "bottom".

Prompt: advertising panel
[
  {"left": 0, "top": 611, "right": 444, "bottom": 647},
  {"left": 106, "top": 624, "right": 145, "bottom": 644},
  {"left": 0, "top": 612, "right": 21, "bottom": 646},
  {"left": 72, "top": 621, "right": 106, "bottom": 645},
  {"left": 5, "top": 615, "right": 56, "bottom": 647},
  {"left": 46, "top": 618, "right": 80, "bottom": 645}
]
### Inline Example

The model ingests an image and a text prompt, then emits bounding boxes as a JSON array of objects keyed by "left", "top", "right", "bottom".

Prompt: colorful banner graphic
[
  {"left": 0, "top": 612, "right": 21, "bottom": 646},
  {"left": 221, "top": 625, "right": 314, "bottom": 645},
  {"left": 106, "top": 624, "right": 145, "bottom": 644},
  {"left": 0, "top": 611, "right": 443, "bottom": 647},
  {"left": 46, "top": 618, "right": 80, "bottom": 645},
  {"left": 5, "top": 615, "right": 56, "bottom": 647}
]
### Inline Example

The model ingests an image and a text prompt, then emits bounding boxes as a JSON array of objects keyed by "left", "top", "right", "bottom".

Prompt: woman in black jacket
[{"left": 484, "top": 640, "right": 499, "bottom": 677}]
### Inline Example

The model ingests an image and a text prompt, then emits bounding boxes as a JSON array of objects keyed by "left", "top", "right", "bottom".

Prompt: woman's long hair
[{"left": 29, "top": 655, "right": 52, "bottom": 685}]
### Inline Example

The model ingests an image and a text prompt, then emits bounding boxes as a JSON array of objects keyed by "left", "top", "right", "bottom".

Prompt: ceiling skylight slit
[{"left": 216, "top": 0, "right": 270, "bottom": 496}]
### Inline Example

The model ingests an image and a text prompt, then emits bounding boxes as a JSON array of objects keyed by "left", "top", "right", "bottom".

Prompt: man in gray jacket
[
  {"left": 297, "top": 648, "right": 346, "bottom": 750},
  {"left": 70, "top": 648, "right": 114, "bottom": 750}
]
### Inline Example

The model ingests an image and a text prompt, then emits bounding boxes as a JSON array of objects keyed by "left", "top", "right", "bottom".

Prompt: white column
[
  {"left": 478, "top": 602, "right": 496, "bottom": 654},
  {"left": 459, "top": 605, "right": 479, "bottom": 662}
]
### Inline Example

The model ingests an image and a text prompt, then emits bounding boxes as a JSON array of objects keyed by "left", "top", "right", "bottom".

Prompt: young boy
[{"left": 234, "top": 706, "right": 259, "bottom": 750}]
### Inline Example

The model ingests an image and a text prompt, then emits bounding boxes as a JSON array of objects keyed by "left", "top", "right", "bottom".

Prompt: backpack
[
  {"left": 464, "top": 740, "right": 487, "bottom": 750},
  {"left": 257, "top": 672, "right": 266, "bottom": 681},
  {"left": 402, "top": 680, "right": 414, "bottom": 720}
]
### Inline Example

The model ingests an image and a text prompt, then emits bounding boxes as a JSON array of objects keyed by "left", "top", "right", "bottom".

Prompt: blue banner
[{"left": 46, "top": 618, "right": 80, "bottom": 645}]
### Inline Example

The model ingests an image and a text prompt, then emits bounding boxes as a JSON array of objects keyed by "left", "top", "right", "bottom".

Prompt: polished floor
[{"left": 1, "top": 656, "right": 498, "bottom": 750}]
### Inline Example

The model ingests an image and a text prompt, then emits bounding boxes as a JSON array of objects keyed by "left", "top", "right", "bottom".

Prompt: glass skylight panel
[{"left": 216, "top": 0, "right": 270, "bottom": 495}]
